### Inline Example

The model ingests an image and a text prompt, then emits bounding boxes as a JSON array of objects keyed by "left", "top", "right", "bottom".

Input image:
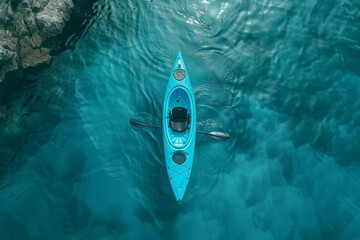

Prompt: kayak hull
[{"left": 162, "top": 52, "right": 196, "bottom": 201}]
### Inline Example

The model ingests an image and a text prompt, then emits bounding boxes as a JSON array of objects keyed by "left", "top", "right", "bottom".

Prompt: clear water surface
[{"left": 1, "top": 0, "right": 360, "bottom": 239}]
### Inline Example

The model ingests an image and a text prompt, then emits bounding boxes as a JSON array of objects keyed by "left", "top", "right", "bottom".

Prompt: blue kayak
[{"left": 162, "top": 52, "right": 196, "bottom": 201}]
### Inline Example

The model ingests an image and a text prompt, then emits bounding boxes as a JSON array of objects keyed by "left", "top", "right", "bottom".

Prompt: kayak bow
[{"left": 162, "top": 52, "right": 196, "bottom": 201}]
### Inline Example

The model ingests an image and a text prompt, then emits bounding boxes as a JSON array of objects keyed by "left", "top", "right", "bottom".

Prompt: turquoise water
[{"left": 1, "top": 0, "right": 360, "bottom": 239}]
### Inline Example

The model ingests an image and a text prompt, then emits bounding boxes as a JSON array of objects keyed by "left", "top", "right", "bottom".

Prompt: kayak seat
[{"left": 170, "top": 107, "right": 190, "bottom": 132}]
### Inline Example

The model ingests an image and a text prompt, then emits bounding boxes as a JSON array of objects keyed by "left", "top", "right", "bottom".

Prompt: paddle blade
[
  {"left": 130, "top": 112, "right": 161, "bottom": 129},
  {"left": 129, "top": 118, "right": 149, "bottom": 128},
  {"left": 130, "top": 112, "right": 154, "bottom": 128},
  {"left": 208, "top": 131, "right": 230, "bottom": 140}
]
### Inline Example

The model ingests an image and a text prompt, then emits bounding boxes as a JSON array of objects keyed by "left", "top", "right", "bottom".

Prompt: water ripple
[{"left": 1, "top": 0, "right": 360, "bottom": 239}]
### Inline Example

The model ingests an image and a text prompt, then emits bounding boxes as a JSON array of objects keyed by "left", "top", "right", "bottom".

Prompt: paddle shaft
[
  {"left": 130, "top": 119, "right": 230, "bottom": 139},
  {"left": 130, "top": 119, "right": 161, "bottom": 129}
]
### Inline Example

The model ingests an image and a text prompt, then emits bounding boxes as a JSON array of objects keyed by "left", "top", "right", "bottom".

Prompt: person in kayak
[{"left": 170, "top": 107, "right": 190, "bottom": 132}]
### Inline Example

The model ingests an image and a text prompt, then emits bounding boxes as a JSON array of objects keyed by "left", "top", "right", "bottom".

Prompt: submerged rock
[
  {"left": 0, "top": 0, "right": 97, "bottom": 175},
  {"left": 0, "top": 106, "right": 7, "bottom": 120},
  {"left": 0, "top": 0, "right": 75, "bottom": 82}
]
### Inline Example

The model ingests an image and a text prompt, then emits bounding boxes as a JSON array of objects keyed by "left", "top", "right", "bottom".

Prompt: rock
[
  {"left": 18, "top": 35, "right": 49, "bottom": 68},
  {"left": 31, "top": 0, "right": 43, "bottom": 13},
  {"left": 24, "top": 11, "right": 38, "bottom": 35},
  {"left": 13, "top": 12, "right": 29, "bottom": 37},
  {"left": 0, "top": 0, "right": 76, "bottom": 82},
  {"left": 31, "top": 33, "right": 42, "bottom": 48},
  {"left": 0, "top": 30, "right": 18, "bottom": 53},
  {"left": 0, "top": 42, "right": 18, "bottom": 82},
  {"left": 21, "top": 48, "right": 51, "bottom": 68},
  {"left": 32, "top": 0, "right": 51, "bottom": 12},
  {"left": 36, "top": 14, "right": 66, "bottom": 38},
  {"left": 0, "top": 5, "right": 7, "bottom": 25},
  {"left": 19, "top": 36, "right": 33, "bottom": 57},
  {"left": 36, "top": 0, "right": 74, "bottom": 38},
  {"left": 18, "top": 0, "right": 32, "bottom": 9},
  {"left": 0, "top": 46, "right": 15, "bottom": 63}
]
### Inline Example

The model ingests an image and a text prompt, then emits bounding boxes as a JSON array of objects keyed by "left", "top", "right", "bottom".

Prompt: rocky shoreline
[
  {"left": 0, "top": 0, "right": 80, "bottom": 82},
  {"left": 0, "top": 0, "right": 97, "bottom": 175}
]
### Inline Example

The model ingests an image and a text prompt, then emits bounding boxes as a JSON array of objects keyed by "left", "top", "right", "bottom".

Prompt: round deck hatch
[
  {"left": 173, "top": 69, "right": 186, "bottom": 81},
  {"left": 172, "top": 151, "right": 186, "bottom": 165}
]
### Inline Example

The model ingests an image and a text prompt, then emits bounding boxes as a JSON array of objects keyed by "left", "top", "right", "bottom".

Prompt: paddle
[{"left": 130, "top": 118, "right": 230, "bottom": 140}]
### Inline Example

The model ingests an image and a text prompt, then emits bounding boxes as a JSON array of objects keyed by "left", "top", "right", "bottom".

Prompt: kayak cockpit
[
  {"left": 165, "top": 87, "right": 194, "bottom": 148},
  {"left": 170, "top": 107, "right": 190, "bottom": 132}
]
